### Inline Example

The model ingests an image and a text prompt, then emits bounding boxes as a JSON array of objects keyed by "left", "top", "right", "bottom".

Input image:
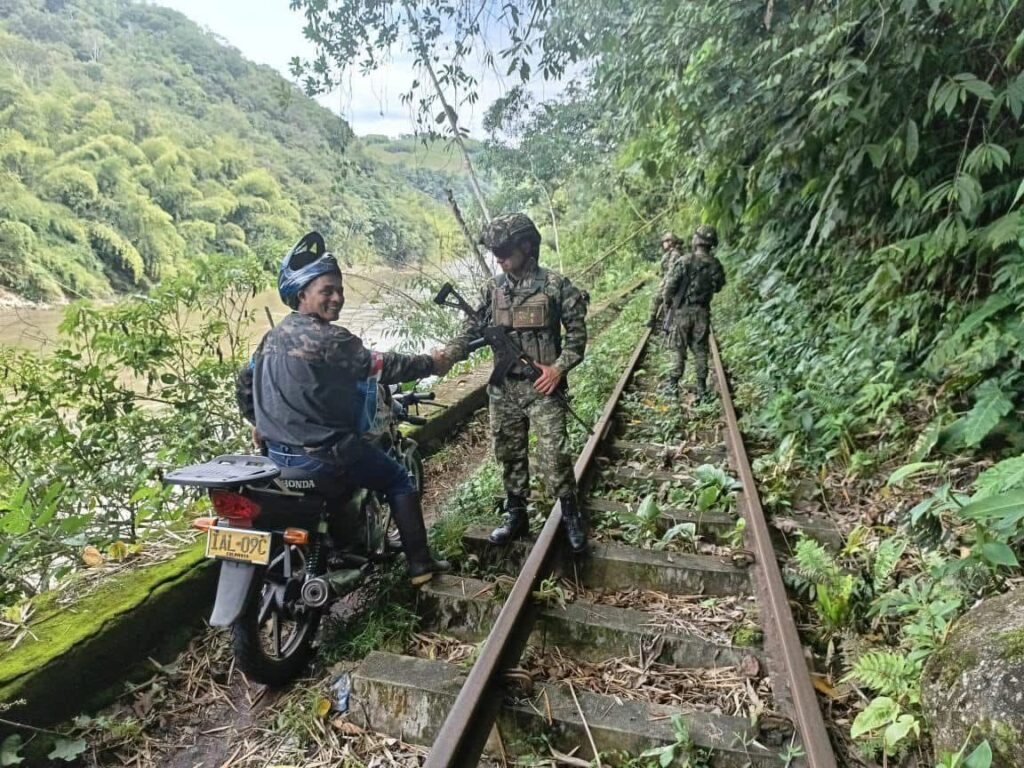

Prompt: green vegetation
[
  {"left": 0, "top": 255, "right": 264, "bottom": 606},
  {"left": 0, "top": 0, "right": 464, "bottom": 301},
  {"left": 2, "top": 0, "right": 1023, "bottom": 761}
]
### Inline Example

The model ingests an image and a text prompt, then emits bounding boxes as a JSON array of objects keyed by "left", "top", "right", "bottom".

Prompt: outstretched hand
[
  {"left": 430, "top": 348, "right": 457, "bottom": 376},
  {"left": 533, "top": 363, "right": 563, "bottom": 395}
]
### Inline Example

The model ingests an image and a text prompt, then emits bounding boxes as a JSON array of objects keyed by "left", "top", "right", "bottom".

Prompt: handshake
[{"left": 430, "top": 347, "right": 462, "bottom": 377}]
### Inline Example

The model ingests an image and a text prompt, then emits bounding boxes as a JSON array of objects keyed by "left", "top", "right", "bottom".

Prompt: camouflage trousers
[
  {"left": 668, "top": 305, "right": 711, "bottom": 388},
  {"left": 488, "top": 377, "right": 576, "bottom": 499}
]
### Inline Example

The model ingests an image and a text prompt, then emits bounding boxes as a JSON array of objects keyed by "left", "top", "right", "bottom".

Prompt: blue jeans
[{"left": 267, "top": 438, "right": 415, "bottom": 505}]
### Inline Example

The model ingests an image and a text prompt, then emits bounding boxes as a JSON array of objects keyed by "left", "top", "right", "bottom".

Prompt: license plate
[{"left": 206, "top": 526, "right": 272, "bottom": 565}]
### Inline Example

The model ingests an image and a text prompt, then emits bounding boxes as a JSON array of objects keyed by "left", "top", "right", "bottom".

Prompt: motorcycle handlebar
[{"left": 396, "top": 390, "right": 435, "bottom": 405}]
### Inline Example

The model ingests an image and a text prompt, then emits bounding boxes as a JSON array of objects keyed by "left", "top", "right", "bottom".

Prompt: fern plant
[{"left": 845, "top": 650, "right": 921, "bottom": 707}]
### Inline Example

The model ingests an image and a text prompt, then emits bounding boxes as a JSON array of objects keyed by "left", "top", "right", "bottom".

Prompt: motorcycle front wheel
[{"left": 232, "top": 541, "right": 323, "bottom": 686}]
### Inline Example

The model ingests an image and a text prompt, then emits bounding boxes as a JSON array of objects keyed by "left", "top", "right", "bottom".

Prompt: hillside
[{"left": 0, "top": 0, "right": 469, "bottom": 301}]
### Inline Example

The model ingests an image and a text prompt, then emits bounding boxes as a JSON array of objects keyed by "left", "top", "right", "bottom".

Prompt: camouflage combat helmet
[
  {"left": 660, "top": 231, "right": 678, "bottom": 246},
  {"left": 479, "top": 212, "right": 542, "bottom": 253},
  {"left": 693, "top": 224, "right": 718, "bottom": 248}
]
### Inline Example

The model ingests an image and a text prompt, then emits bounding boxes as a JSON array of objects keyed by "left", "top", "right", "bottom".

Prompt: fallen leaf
[
  {"left": 82, "top": 546, "right": 104, "bottom": 567},
  {"left": 739, "top": 654, "right": 761, "bottom": 678},
  {"left": 107, "top": 541, "right": 130, "bottom": 562},
  {"left": 331, "top": 718, "right": 364, "bottom": 735},
  {"left": 315, "top": 697, "right": 331, "bottom": 718},
  {"left": 811, "top": 673, "right": 843, "bottom": 700}
]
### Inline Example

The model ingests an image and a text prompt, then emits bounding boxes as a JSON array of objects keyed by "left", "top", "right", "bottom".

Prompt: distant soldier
[
  {"left": 661, "top": 225, "right": 726, "bottom": 398},
  {"left": 447, "top": 213, "right": 589, "bottom": 554},
  {"left": 646, "top": 231, "right": 684, "bottom": 329}
]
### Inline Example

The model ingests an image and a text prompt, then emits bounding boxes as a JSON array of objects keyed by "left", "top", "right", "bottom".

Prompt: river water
[{"left": 0, "top": 265, "right": 470, "bottom": 354}]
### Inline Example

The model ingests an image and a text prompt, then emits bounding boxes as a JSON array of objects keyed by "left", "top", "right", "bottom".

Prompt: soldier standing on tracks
[
  {"left": 646, "top": 231, "right": 684, "bottom": 329},
  {"left": 661, "top": 225, "right": 726, "bottom": 399},
  {"left": 446, "top": 213, "right": 590, "bottom": 554}
]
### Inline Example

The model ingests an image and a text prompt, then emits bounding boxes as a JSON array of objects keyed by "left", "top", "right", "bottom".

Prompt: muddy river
[{"left": 0, "top": 264, "right": 476, "bottom": 354}]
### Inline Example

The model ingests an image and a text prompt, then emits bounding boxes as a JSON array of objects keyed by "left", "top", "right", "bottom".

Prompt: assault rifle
[{"left": 433, "top": 282, "right": 592, "bottom": 434}]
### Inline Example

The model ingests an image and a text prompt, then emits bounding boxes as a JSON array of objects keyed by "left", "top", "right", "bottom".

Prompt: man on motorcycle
[{"left": 237, "top": 231, "right": 453, "bottom": 586}]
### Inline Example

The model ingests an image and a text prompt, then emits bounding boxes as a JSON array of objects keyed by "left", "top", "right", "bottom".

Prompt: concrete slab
[
  {"left": 350, "top": 651, "right": 782, "bottom": 766},
  {"left": 607, "top": 440, "right": 728, "bottom": 465},
  {"left": 602, "top": 465, "right": 699, "bottom": 487},
  {"left": 586, "top": 497, "right": 736, "bottom": 539},
  {"left": 418, "top": 575, "right": 763, "bottom": 669},
  {"left": 462, "top": 525, "right": 750, "bottom": 596}
]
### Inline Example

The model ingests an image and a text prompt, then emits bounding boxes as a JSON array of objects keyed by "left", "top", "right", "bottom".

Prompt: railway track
[{"left": 341, "top": 327, "right": 840, "bottom": 767}]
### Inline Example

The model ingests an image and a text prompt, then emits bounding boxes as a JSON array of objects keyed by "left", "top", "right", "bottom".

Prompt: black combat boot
[
  {"left": 489, "top": 494, "right": 529, "bottom": 545},
  {"left": 560, "top": 494, "right": 588, "bottom": 555},
  {"left": 390, "top": 493, "right": 451, "bottom": 586},
  {"left": 659, "top": 376, "right": 679, "bottom": 394},
  {"left": 695, "top": 369, "right": 709, "bottom": 400}
]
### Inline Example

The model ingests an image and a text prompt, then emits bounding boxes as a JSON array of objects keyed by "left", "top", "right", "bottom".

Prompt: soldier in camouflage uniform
[
  {"left": 236, "top": 231, "right": 453, "bottom": 585},
  {"left": 647, "top": 231, "right": 684, "bottom": 329},
  {"left": 447, "top": 213, "right": 589, "bottom": 554},
  {"left": 661, "top": 225, "right": 726, "bottom": 399}
]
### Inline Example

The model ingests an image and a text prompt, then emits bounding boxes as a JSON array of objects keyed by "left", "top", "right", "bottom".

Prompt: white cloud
[{"left": 155, "top": 0, "right": 569, "bottom": 137}]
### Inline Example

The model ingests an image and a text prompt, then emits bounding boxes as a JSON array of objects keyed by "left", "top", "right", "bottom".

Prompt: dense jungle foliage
[
  {"left": 293, "top": 0, "right": 1024, "bottom": 762},
  {"left": 3, "top": 0, "right": 1024, "bottom": 763},
  {"left": 0, "top": 0, "right": 482, "bottom": 301}
]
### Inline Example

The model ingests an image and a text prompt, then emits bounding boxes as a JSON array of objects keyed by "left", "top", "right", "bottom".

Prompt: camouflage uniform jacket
[
  {"left": 660, "top": 246, "right": 684, "bottom": 276},
  {"left": 236, "top": 312, "right": 434, "bottom": 449},
  {"left": 649, "top": 246, "right": 686, "bottom": 322},
  {"left": 662, "top": 250, "right": 726, "bottom": 310},
  {"left": 449, "top": 263, "right": 588, "bottom": 378}
]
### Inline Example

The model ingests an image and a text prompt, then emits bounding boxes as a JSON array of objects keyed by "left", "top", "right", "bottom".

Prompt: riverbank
[{"left": 0, "top": 287, "right": 55, "bottom": 310}]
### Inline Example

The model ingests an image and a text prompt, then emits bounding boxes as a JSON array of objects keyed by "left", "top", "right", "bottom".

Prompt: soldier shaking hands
[{"left": 445, "top": 213, "right": 589, "bottom": 554}]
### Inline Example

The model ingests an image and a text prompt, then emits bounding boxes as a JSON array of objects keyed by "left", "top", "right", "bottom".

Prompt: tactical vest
[
  {"left": 491, "top": 271, "right": 562, "bottom": 368},
  {"left": 672, "top": 254, "right": 717, "bottom": 308}
]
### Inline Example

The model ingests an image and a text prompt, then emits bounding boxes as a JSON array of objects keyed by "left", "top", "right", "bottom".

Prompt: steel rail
[
  {"left": 425, "top": 328, "right": 653, "bottom": 768},
  {"left": 710, "top": 333, "right": 837, "bottom": 768}
]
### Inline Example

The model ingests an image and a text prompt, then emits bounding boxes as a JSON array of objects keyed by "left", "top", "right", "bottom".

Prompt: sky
[{"left": 155, "top": 0, "right": 567, "bottom": 138}]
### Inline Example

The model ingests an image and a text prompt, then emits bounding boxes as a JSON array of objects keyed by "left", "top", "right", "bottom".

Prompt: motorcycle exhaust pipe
[
  {"left": 301, "top": 578, "right": 330, "bottom": 608},
  {"left": 301, "top": 569, "right": 364, "bottom": 607}
]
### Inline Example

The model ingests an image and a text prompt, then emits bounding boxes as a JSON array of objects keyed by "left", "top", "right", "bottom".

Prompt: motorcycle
[{"left": 164, "top": 388, "right": 436, "bottom": 685}]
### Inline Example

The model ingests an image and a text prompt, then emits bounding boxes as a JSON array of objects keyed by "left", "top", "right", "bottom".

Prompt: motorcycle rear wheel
[{"left": 232, "top": 542, "right": 323, "bottom": 686}]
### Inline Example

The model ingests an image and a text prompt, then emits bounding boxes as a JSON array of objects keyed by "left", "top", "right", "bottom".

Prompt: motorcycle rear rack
[{"left": 164, "top": 454, "right": 281, "bottom": 489}]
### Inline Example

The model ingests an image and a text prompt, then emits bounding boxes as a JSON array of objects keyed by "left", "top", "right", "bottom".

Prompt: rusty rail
[
  {"left": 424, "top": 329, "right": 653, "bottom": 768},
  {"left": 710, "top": 333, "right": 837, "bottom": 768}
]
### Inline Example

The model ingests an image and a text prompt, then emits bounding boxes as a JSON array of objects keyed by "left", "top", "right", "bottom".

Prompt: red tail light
[{"left": 209, "top": 491, "right": 261, "bottom": 527}]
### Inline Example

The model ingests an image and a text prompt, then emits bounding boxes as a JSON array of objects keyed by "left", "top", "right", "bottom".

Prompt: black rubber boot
[
  {"left": 390, "top": 493, "right": 450, "bottom": 586},
  {"left": 560, "top": 494, "right": 588, "bottom": 555},
  {"left": 488, "top": 494, "right": 529, "bottom": 545}
]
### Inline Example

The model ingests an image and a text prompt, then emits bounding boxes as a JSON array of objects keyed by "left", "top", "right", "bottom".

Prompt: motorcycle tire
[{"left": 232, "top": 542, "right": 323, "bottom": 686}]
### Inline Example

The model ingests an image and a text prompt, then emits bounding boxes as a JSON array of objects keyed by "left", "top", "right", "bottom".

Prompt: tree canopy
[{"left": 0, "top": 0, "right": 473, "bottom": 300}]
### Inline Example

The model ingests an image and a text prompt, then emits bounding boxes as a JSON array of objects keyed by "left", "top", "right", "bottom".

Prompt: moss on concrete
[
  {"left": 0, "top": 542, "right": 206, "bottom": 692},
  {"left": 997, "top": 629, "right": 1024, "bottom": 662},
  {"left": 0, "top": 541, "right": 215, "bottom": 729},
  {"left": 732, "top": 625, "right": 763, "bottom": 648}
]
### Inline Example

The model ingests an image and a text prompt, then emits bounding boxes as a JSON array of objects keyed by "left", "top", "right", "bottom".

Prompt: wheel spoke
[
  {"left": 257, "top": 585, "right": 275, "bottom": 626},
  {"left": 271, "top": 612, "right": 282, "bottom": 657}
]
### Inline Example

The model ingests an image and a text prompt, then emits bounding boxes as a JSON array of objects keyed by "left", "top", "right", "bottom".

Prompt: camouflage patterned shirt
[
  {"left": 448, "top": 263, "right": 588, "bottom": 377},
  {"left": 662, "top": 249, "right": 726, "bottom": 310},
  {"left": 237, "top": 312, "right": 434, "bottom": 448},
  {"left": 660, "top": 246, "right": 684, "bottom": 275}
]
